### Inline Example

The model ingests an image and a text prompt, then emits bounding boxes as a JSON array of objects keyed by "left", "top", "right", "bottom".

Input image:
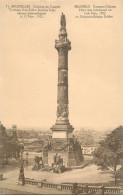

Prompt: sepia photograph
[{"left": 0, "top": 0, "right": 123, "bottom": 194}]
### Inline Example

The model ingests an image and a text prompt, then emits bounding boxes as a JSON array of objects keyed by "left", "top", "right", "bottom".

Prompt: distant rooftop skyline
[{"left": 5, "top": 124, "right": 117, "bottom": 132}]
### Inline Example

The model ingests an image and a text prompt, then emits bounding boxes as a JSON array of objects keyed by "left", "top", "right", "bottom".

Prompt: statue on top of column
[{"left": 60, "top": 13, "right": 66, "bottom": 28}]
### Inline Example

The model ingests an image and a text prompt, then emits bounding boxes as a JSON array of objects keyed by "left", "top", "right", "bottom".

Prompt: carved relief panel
[{"left": 57, "top": 104, "right": 69, "bottom": 119}]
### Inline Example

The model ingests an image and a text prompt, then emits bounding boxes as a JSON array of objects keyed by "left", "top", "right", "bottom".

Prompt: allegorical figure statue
[
  {"left": 60, "top": 12, "right": 66, "bottom": 27},
  {"left": 57, "top": 104, "right": 69, "bottom": 119}
]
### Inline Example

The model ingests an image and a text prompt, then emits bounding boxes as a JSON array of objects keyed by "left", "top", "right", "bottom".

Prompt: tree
[
  {"left": 93, "top": 126, "right": 123, "bottom": 185},
  {"left": 0, "top": 124, "right": 21, "bottom": 164}
]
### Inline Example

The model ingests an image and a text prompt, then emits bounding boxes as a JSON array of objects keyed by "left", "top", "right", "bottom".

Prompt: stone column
[
  {"left": 51, "top": 13, "right": 74, "bottom": 140},
  {"left": 45, "top": 14, "right": 84, "bottom": 167},
  {"left": 55, "top": 22, "right": 71, "bottom": 124}
]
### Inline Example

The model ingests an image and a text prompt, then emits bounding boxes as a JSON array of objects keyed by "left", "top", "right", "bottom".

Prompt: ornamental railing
[{"left": 20, "top": 178, "right": 122, "bottom": 195}]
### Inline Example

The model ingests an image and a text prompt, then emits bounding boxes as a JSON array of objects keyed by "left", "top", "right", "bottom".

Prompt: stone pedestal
[
  {"left": 43, "top": 150, "right": 77, "bottom": 167},
  {"left": 51, "top": 122, "right": 74, "bottom": 139},
  {"left": 42, "top": 151, "right": 48, "bottom": 165},
  {"left": 42, "top": 138, "right": 84, "bottom": 167}
]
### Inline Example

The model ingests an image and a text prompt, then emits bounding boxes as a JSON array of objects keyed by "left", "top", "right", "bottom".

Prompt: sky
[{"left": 0, "top": 0, "right": 123, "bottom": 131}]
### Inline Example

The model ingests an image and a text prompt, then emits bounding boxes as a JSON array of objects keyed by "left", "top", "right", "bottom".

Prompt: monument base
[
  {"left": 42, "top": 119, "right": 84, "bottom": 168},
  {"left": 42, "top": 150, "right": 83, "bottom": 167},
  {"left": 42, "top": 138, "right": 84, "bottom": 167}
]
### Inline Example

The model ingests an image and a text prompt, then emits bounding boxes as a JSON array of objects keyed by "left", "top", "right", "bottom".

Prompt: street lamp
[
  {"left": 26, "top": 151, "right": 29, "bottom": 166},
  {"left": 18, "top": 143, "right": 25, "bottom": 185}
]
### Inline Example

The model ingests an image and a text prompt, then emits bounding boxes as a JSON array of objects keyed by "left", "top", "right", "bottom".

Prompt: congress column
[{"left": 51, "top": 13, "right": 74, "bottom": 140}]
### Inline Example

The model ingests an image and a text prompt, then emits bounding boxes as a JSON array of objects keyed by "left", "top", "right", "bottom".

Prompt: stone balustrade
[
  {"left": 61, "top": 184, "right": 73, "bottom": 191},
  {"left": 105, "top": 187, "right": 120, "bottom": 194},
  {"left": 20, "top": 178, "right": 121, "bottom": 194},
  {"left": 25, "top": 178, "right": 39, "bottom": 186},
  {"left": 41, "top": 182, "right": 57, "bottom": 188}
]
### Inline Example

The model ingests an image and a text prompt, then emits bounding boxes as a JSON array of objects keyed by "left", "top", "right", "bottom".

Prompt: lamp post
[
  {"left": 18, "top": 143, "right": 25, "bottom": 185},
  {"left": 26, "top": 151, "right": 28, "bottom": 166}
]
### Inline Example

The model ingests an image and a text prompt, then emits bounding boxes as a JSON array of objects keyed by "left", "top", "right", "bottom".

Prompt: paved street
[
  {"left": 24, "top": 164, "right": 112, "bottom": 184},
  {"left": 1, "top": 162, "right": 113, "bottom": 184},
  {"left": 0, "top": 157, "right": 113, "bottom": 194}
]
